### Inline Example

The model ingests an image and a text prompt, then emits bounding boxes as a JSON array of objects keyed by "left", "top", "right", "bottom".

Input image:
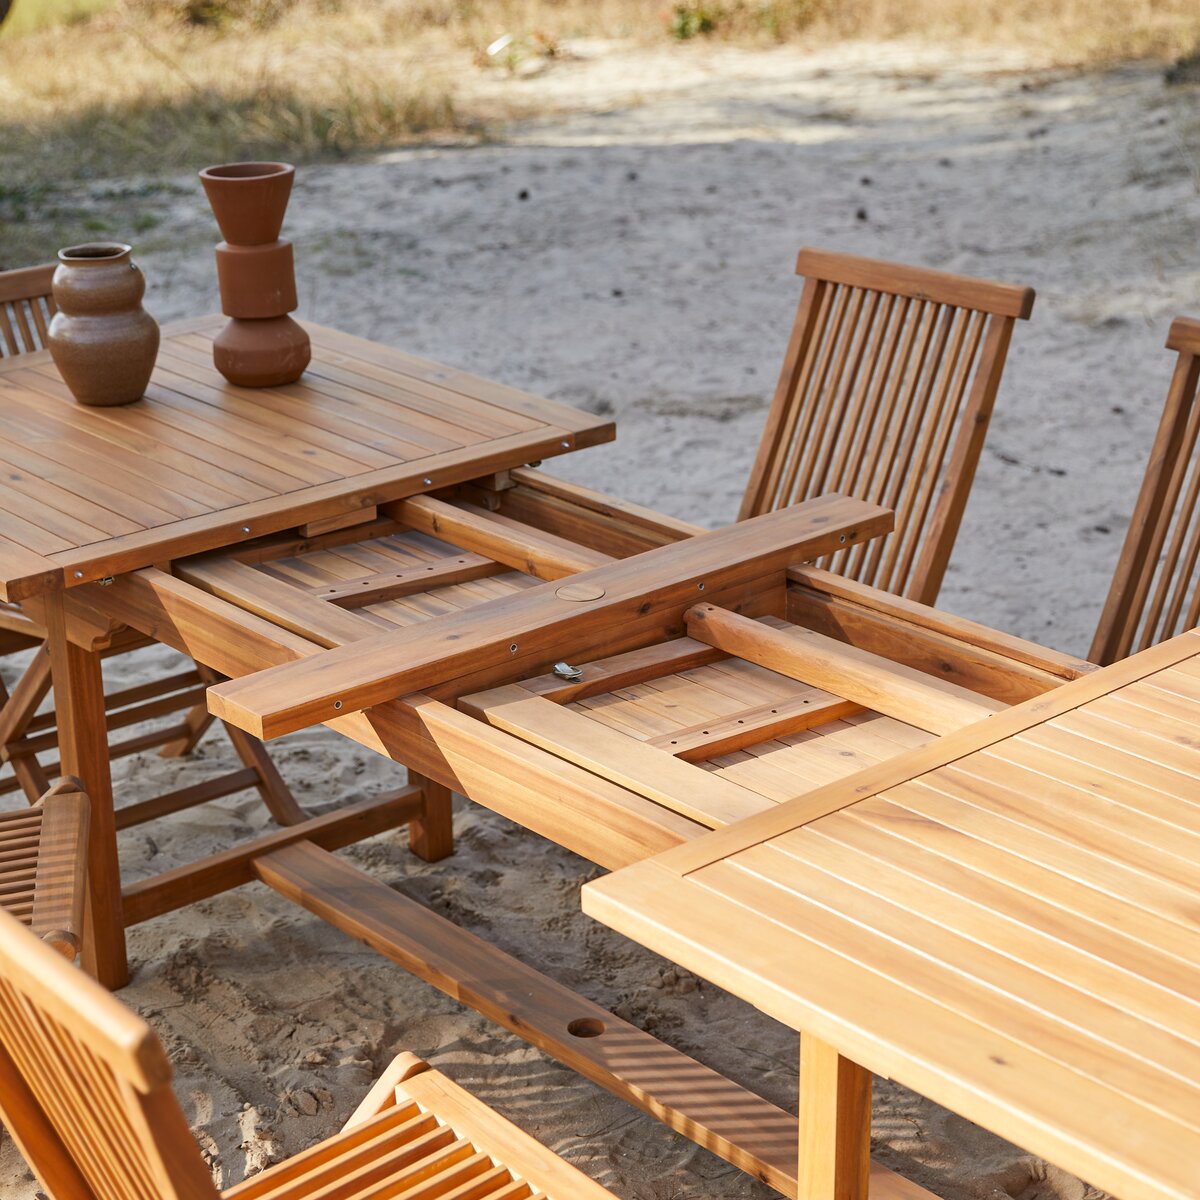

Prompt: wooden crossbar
[{"left": 207, "top": 496, "right": 893, "bottom": 739}]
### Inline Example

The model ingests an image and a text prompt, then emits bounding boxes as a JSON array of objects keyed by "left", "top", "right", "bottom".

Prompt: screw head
[
  {"left": 241, "top": 526, "right": 251, "bottom": 535},
  {"left": 560, "top": 440, "right": 570, "bottom": 449},
  {"left": 422, "top": 477, "right": 433, "bottom": 486},
  {"left": 73, "top": 570, "right": 83, "bottom": 579}
]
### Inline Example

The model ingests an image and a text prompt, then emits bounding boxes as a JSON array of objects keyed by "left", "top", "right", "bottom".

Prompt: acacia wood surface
[
  {"left": 0, "top": 317, "right": 614, "bottom": 601},
  {"left": 584, "top": 631, "right": 1200, "bottom": 1200}
]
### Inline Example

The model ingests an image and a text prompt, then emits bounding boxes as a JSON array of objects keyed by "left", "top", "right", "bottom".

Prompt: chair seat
[{"left": 225, "top": 1055, "right": 616, "bottom": 1200}]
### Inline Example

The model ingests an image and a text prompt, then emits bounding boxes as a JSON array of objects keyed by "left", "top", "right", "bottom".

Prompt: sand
[{"left": 4, "top": 36, "right": 1198, "bottom": 1200}]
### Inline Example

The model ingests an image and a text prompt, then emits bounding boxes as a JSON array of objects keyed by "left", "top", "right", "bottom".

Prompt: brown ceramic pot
[
  {"left": 212, "top": 315, "right": 311, "bottom": 388},
  {"left": 46, "top": 243, "right": 160, "bottom": 407},
  {"left": 199, "top": 160, "right": 310, "bottom": 387},
  {"left": 198, "top": 162, "right": 294, "bottom": 245}
]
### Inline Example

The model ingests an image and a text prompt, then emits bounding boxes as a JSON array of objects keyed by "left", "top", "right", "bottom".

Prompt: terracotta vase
[
  {"left": 199, "top": 161, "right": 310, "bottom": 388},
  {"left": 46, "top": 243, "right": 160, "bottom": 407}
]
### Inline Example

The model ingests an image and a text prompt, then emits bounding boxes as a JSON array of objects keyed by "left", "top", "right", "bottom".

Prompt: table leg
[
  {"left": 407, "top": 770, "right": 454, "bottom": 862},
  {"left": 44, "top": 594, "right": 128, "bottom": 988},
  {"left": 798, "top": 1033, "right": 872, "bottom": 1200}
]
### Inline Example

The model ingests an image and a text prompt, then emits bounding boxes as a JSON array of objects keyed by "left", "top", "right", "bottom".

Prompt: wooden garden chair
[
  {"left": 0, "top": 777, "right": 89, "bottom": 959},
  {"left": 1091, "top": 316, "right": 1200, "bottom": 664},
  {"left": 740, "top": 248, "right": 1035, "bottom": 604},
  {"left": 0, "top": 263, "right": 303, "bottom": 828},
  {"left": 0, "top": 903, "right": 619, "bottom": 1200}
]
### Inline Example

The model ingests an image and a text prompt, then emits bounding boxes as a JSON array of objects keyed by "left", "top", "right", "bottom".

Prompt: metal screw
[
  {"left": 560, "top": 440, "right": 570, "bottom": 450},
  {"left": 333, "top": 700, "right": 342, "bottom": 710},
  {"left": 422, "top": 477, "right": 433, "bottom": 486},
  {"left": 241, "top": 526, "right": 251, "bottom": 535},
  {"left": 73, "top": 571, "right": 83, "bottom": 579}
]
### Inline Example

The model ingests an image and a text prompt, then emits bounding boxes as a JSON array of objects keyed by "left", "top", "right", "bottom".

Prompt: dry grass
[{"left": 1, "top": 0, "right": 1198, "bottom": 264}]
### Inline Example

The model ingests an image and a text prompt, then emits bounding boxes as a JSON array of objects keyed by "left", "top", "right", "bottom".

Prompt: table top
[
  {"left": 0, "top": 316, "right": 613, "bottom": 601},
  {"left": 583, "top": 629, "right": 1200, "bottom": 1200}
]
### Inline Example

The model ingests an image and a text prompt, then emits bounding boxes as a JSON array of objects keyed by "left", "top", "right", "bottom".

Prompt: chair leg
[
  {"left": 0, "top": 647, "right": 54, "bottom": 804},
  {"left": 157, "top": 698, "right": 215, "bottom": 759},
  {"left": 408, "top": 771, "right": 454, "bottom": 862}
]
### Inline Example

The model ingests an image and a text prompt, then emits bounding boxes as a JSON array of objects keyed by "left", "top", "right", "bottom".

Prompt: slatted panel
[
  {"left": 0, "top": 807, "right": 43, "bottom": 926},
  {"left": 0, "top": 265, "right": 55, "bottom": 358},
  {"left": 741, "top": 251, "right": 1031, "bottom": 604},
  {"left": 1091, "top": 325, "right": 1200, "bottom": 663},
  {"left": 260, "top": 530, "right": 538, "bottom": 631},
  {"left": 225, "top": 1099, "right": 536, "bottom": 1200},
  {"left": 586, "top": 647, "right": 1200, "bottom": 1200}
]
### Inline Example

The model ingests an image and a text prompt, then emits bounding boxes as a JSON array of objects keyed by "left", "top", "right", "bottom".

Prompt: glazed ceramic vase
[
  {"left": 199, "top": 161, "right": 310, "bottom": 387},
  {"left": 46, "top": 243, "right": 160, "bottom": 407}
]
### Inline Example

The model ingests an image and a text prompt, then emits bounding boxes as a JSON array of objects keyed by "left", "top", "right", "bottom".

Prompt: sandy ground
[{"left": 4, "top": 37, "right": 1199, "bottom": 1200}]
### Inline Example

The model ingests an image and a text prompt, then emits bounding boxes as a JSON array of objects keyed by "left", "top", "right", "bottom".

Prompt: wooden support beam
[
  {"left": 254, "top": 839, "right": 801, "bottom": 1192},
  {"left": 798, "top": 1034, "right": 873, "bottom": 1200},
  {"left": 307, "top": 553, "right": 506, "bottom": 608},
  {"left": 460, "top": 686, "right": 771, "bottom": 828},
  {"left": 208, "top": 496, "right": 892, "bottom": 740},
  {"left": 120, "top": 787, "right": 421, "bottom": 926},
  {"left": 393, "top": 494, "right": 614, "bottom": 580},
  {"left": 686, "top": 606, "right": 1003, "bottom": 736},
  {"left": 512, "top": 637, "right": 726, "bottom": 703},
  {"left": 647, "top": 690, "right": 862, "bottom": 762}
]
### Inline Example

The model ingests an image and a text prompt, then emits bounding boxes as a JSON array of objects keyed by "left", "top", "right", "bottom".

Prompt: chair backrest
[
  {"left": 0, "top": 263, "right": 56, "bottom": 357},
  {"left": 0, "top": 908, "right": 218, "bottom": 1200},
  {"left": 1090, "top": 317, "right": 1200, "bottom": 665},
  {"left": 740, "top": 248, "right": 1035, "bottom": 605}
]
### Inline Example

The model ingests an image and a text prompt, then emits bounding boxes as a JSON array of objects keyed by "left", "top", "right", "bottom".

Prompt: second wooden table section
[{"left": 584, "top": 630, "right": 1200, "bottom": 1200}]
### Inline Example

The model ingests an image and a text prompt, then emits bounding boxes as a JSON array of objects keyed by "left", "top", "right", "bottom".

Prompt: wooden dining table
[
  {"left": 0, "top": 314, "right": 614, "bottom": 988},
  {"left": 583, "top": 628, "right": 1200, "bottom": 1200}
]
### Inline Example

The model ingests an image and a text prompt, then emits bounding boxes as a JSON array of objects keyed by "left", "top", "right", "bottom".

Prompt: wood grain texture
[
  {"left": 206, "top": 495, "right": 892, "bottom": 738},
  {"left": 0, "top": 316, "right": 614, "bottom": 600},
  {"left": 584, "top": 633, "right": 1200, "bottom": 1200}
]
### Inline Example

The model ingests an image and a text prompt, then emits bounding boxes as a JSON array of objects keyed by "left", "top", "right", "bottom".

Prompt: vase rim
[
  {"left": 199, "top": 162, "right": 295, "bottom": 182},
  {"left": 58, "top": 242, "right": 132, "bottom": 263}
]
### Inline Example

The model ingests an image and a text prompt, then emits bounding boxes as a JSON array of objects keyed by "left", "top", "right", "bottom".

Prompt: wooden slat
[
  {"left": 309, "top": 553, "right": 506, "bottom": 607},
  {"left": 646, "top": 689, "right": 862, "bottom": 761},
  {"left": 686, "top": 606, "right": 1002, "bottom": 736},
  {"left": 461, "top": 685, "right": 772, "bottom": 828},
  {"left": 177, "top": 555, "right": 386, "bottom": 648},
  {"left": 394, "top": 495, "right": 613, "bottom": 580},
  {"left": 207, "top": 496, "right": 893, "bottom": 739},
  {"left": 29, "top": 783, "right": 89, "bottom": 958}
]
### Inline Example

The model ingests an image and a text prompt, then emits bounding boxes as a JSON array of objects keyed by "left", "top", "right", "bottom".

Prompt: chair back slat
[
  {"left": 0, "top": 263, "right": 56, "bottom": 357},
  {"left": 0, "top": 910, "right": 218, "bottom": 1200},
  {"left": 740, "top": 249, "right": 1034, "bottom": 604},
  {"left": 1091, "top": 318, "right": 1200, "bottom": 663}
]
